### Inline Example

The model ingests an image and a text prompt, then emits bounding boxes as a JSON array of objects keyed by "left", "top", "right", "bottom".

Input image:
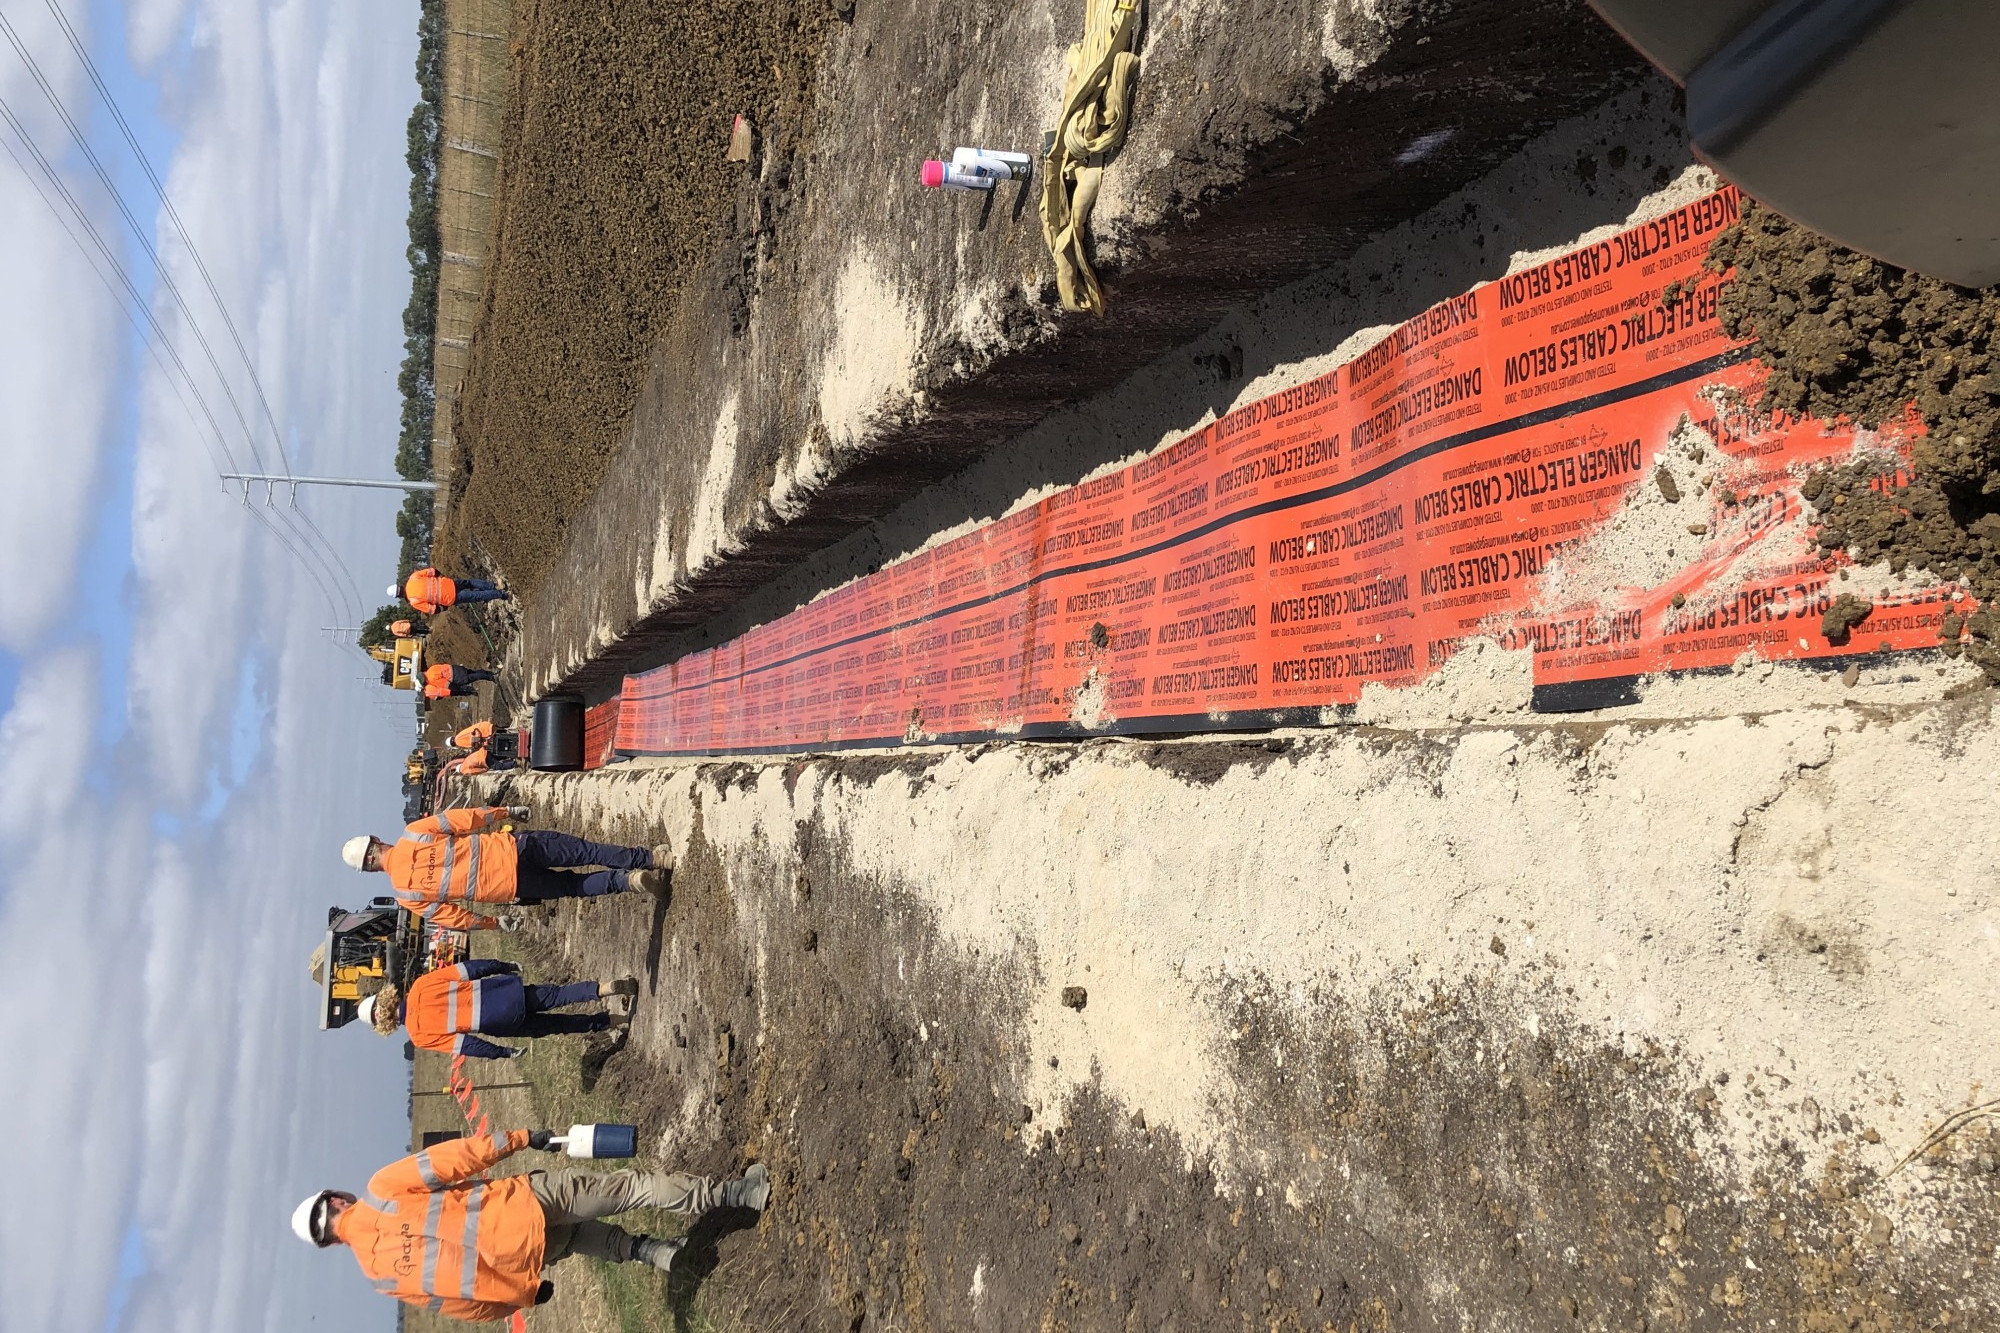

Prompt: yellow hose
[{"left": 1040, "top": 0, "right": 1143, "bottom": 316}]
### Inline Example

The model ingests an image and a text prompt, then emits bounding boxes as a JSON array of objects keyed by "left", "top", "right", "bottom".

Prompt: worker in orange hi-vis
[
  {"left": 289, "top": 1129, "right": 772, "bottom": 1320},
  {"left": 440, "top": 719, "right": 509, "bottom": 777},
  {"left": 390, "top": 618, "right": 420, "bottom": 638},
  {"left": 450, "top": 720, "right": 495, "bottom": 751},
  {"left": 398, "top": 567, "right": 509, "bottom": 616},
  {"left": 359, "top": 961, "right": 636, "bottom": 1060},
  {"left": 424, "top": 663, "right": 497, "bottom": 700},
  {"left": 341, "top": 808, "right": 671, "bottom": 932},
  {"left": 441, "top": 745, "right": 512, "bottom": 779}
]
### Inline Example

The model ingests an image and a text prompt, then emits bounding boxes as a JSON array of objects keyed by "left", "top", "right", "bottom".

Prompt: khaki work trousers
[{"left": 530, "top": 1168, "right": 727, "bottom": 1264}]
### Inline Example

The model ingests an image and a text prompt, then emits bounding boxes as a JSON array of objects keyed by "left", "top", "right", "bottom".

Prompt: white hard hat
[
  {"left": 387, "top": 583, "right": 401, "bottom": 598},
  {"left": 356, "top": 995, "right": 377, "bottom": 1026},
  {"left": 291, "top": 1192, "right": 327, "bottom": 1246},
  {"left": 341, "top": 836, "right": 374, "bottom": 871}
]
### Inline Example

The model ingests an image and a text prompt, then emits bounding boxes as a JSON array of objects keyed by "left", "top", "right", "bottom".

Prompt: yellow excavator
[
  {"left": 368, "top": 634, "right": 426, "bottom": 690},
  {"left": 310, "top": 899, "right": 468, "bottom": 1030}
]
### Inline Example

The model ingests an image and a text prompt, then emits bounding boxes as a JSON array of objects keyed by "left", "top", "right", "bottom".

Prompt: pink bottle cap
[{"left": 921, "top": 160, "right": 946, "bottom": 188}]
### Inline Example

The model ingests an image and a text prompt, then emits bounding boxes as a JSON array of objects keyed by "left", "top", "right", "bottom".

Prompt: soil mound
[
  {"left": 1709, "top": 201, "right": 2000, "bottom": 673},
  {"left": 436, "top": 0, "right": 836, "bottom": 593}
]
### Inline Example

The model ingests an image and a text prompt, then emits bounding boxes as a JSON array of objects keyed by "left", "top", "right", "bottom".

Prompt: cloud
[
  {"left": 0, "top": 10, "right": 122, "bottom": 652},
  {"left": 0, "top": 1, "right": 426, "bottom": 1330},
  {"left": 124, "top": 0, "right": 191, "bottom": 72}
]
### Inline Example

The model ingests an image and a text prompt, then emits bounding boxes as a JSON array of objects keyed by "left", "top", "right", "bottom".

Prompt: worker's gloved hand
[
  {"left": 527, "top": 1130, "right": 557, "bottom": 1151},
  {"left": 496, "top": 914, "right": 523, "bottom": 934},
  {"left": 534, "top": 1281, "right": 555, "bottom": 1306},
  {"left": 507, "top": 805, "right": 532, "bottom": 820}
]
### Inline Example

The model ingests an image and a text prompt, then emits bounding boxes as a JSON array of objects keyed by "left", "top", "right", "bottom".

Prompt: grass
[{"left": 442, "top": 935, "right": 743, "bottom": 1333}]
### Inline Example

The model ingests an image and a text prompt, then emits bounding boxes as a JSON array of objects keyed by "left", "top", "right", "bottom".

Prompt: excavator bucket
[{"left": 1591, "top": 0, "right": 2000, "bottom": 287}]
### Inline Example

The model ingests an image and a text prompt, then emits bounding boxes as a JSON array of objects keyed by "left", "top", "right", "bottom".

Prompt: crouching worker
[
  {"left": 291, "top": 1130, "right": 772, "bottom": 1322},
  {"left": 442, "top": 720, "right": 512, "bottom": 778},
  {"left": 361, "top": 960, "right": 638, "bottom": 1059},
  {"left": 342, "top": 806, "right": 669, "bottom": 932}
]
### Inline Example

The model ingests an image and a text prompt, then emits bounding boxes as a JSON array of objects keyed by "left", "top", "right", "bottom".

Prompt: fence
[{"left": 431, "top": 0, "right": 516, "bottom": 506}]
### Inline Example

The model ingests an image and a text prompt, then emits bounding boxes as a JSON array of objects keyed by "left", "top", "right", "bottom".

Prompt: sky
[{"left": 0, "top": 1, "right": 426, "bottom": 1329}]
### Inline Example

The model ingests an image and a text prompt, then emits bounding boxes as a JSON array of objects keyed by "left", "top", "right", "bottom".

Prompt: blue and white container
[{"left": 556, "top": 1122, "right": 639, "bottom": 1159}]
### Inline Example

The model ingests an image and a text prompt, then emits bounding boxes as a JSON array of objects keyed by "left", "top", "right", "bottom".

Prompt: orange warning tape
[{"left": 616, "top": 185, "right": 1962, "bottom": 755}]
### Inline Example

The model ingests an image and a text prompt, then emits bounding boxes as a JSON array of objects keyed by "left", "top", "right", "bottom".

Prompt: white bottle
[{"left": 921, "top": 147, "right": 1031, "bottom": 191}]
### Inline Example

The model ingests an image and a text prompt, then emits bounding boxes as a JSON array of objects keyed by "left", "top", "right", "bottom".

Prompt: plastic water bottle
[{"left": 921, "top": 147, "right": 1031, "bottom": 191}]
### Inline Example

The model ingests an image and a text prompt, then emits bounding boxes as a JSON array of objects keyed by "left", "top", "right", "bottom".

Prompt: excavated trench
[
  {"left": 436, "top": 7, "right": 2000, "bottom": 1331},
  {"left": 489, "top": 0, "right": 1652, "bottom": 704}
]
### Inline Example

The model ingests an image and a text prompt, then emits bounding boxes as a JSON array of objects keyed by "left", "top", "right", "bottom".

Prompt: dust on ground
[
  {"left": 434, "top": 0, "right": 838, "bottom": 594},
  {"left": 471, "top": 689, "right": 2000, "bottom": 1332},
  {"left": 1708, "top": 201, "right": 2000, "bottom": 675}
]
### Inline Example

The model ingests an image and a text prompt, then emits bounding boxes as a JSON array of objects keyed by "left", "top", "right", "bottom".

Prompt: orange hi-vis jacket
[
  {"left": 404, "top": 960, "right": 528, "bottom": 1059},
  {"left": 451, "top": 720, "right": 494, "bottom": 751},
  {"left": 333, "top": 1127, "right": 546, "bottom": 1322},
  {"left": 382, "top": 808, "right": 519, "bottom": 931},
  {"left": 405, "top": 568, "right": 456, "bottom": 615},
  {"left": 423, "top": 664, "right": 461, "bottom": 701}
]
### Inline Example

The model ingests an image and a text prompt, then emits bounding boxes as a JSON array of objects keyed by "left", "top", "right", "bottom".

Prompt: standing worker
[
  {"left": 399, "top": 566, "right": 509, "bottom": 615},
  {"left": 290, "top": 1129, "right": 772, "bottom": 1320},
  {"left": 341, "top": 806, "right": 669, "bottom": 931},
  {"left": 360, "top": 960, "right": 637, "bottom": 1059},
  {"left": 424, "top": 663, "right": 496, "bottom": 700}
]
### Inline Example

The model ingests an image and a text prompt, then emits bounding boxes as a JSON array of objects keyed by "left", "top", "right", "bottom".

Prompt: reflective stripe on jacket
[
  {"left": 405, "top": 568, "right": 455, "bottom": 615},
  {"left": 423, "top": 664, "right": 460, "bottom": 701},
  {"left": 382, "top": 808, "right": 520, "bottom": 910},
  {"left": 404, "top": 961, "right": 528, "bottom": 1058},
  {"left": 334, "top": 1127, "right": 544, "bottom": 1321}
]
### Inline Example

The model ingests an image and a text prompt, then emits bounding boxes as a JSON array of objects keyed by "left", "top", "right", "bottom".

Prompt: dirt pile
[
  {"left": 435, "top": 0, "right": 837, "bottom": 592},
  {"left": 1708, "top": 201, "right": 2000, "bottom": 672}
]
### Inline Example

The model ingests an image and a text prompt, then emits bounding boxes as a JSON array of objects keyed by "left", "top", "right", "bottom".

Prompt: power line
[
  {"left": 0, "top": 10, "right": 274, "bottom": 476},
  {"left": 5, "top": 7, "right": 373, "bottom": 622},
  {"left": 41, "top": 0, "right": 298, "bottom": 478},
  {"left": 0, "top": 11, "right": 388, "bottom": 628},
  {"left": 0, "top": 91, "right": 363, "bottom": 626},
  {"left": 41, "top": 0, "right": 381, "bottom": 630}
]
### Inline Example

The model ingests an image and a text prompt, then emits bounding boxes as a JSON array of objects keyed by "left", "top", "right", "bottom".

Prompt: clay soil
[
  {"left": 434, "top": 0, "right": 839, "bottom": 595},
  {"left": 479, "top": 764, "right": 1999, "bottom": 1333}
]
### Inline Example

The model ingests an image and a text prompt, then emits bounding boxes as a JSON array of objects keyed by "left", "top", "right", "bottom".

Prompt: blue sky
[{"left": 0, "top": 2, "right": 425, "bottom": 1329}]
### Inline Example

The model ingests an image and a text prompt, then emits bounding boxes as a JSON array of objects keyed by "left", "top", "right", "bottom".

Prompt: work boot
[
  {"left": 627, "top": 867, "right": 669, "bottom": 897},
  {"left": 633, "top": 1236, "right": 684, "bottom": 1273},
  {"left": 602, "top": 977, "right": 640, "bottom": 998},
  {"left": 723, "top": 1162, "right": 771, "bottom": 1211},
  {"left": 649, "top": 843, "right": 674, "bottom": 869},
  {"left": 608, "top": 999, "right": 634, "bottom": 1027}
]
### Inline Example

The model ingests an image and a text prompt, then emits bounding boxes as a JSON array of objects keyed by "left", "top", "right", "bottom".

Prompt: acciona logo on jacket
[{"left": 394, "top": 1222, "right": 419, "bottom": 1276}]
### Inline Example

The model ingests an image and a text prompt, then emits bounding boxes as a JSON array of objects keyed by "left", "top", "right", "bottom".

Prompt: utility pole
[{"left": 222, "top": 473, "right": 437, "bottom": 498}]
